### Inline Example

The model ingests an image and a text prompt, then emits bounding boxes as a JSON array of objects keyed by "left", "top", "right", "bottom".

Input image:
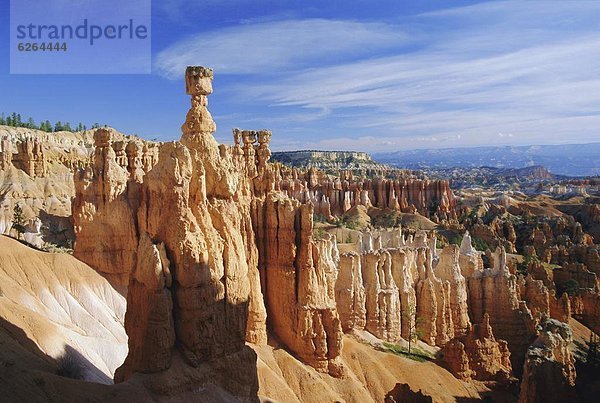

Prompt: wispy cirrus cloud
[
  {"left": 155, "top": 0, "right": 600, "bottom": 151},
  {"left": 155, "top": 19, "right": 410, "bottom": 77}
]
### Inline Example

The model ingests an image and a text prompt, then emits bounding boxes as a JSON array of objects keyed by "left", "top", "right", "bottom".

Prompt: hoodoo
[{"left": 2, "top": 65, "right": 598, "bottom": 403}]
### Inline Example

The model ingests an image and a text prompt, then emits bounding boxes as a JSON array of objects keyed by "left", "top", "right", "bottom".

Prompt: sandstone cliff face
[
  {"left": 362, "top": 250, "right": 402, "bottom": 341},
  {"left": 336, "top": 252, "right": 367, "bottom": 332},
  {"left": 115, "top": 233, "right": 175, "bottom": 379},
  {"left": 1, "top": 135, "right": 72, "bottom": 247},
  {"left": 253, "top": 193, "right": 343, "bottom": 376},
  {"left": 72, "top": 128, "right": 139, "bottom": 286},
  {"left": 518, "top": 319, "right": 576, "bottom": 403},
  {"left": 571, "top": 290, "right": 600, "bottom": 334},
  {"left": 468, "top": 247, "right": 537, "bottom": 374},
  {"left": 66, "top": 66, "right": 593, "bottom": 401},
  {"left": 1, "top": 125, "right": 157, "bottom": 250}
]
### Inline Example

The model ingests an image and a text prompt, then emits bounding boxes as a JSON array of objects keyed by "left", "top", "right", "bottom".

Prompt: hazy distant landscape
[{"left": 373, "top": 143, "right": 600, "bottom": 177}]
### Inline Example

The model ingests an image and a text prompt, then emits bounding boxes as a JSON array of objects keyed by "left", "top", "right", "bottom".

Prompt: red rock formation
[
  {"left": 72, "top": 128, "right": 139, "bottom": 286},
  {"left": 0, "top": 137, "right": 12, "bottom": 169},
  {"left": 335, "top": 230, "right": 471, "bottom": 347},
  {"left": 571, "top": 290, "right": 600, "bottom": 334},
  {"left": 12, "top": 137, "right": 48, "bottom": 177},
  {"left": 253, "top": 194, "right": 344, "bottom": 376},
  {"left": 109, "top": 67, "right": 275, "bottom": 391},
  {"left": 275, "top": 166, "right": 457, "bottom": 220},
  {"left": 467, "top": 247, "right": 538, "bottom": 374},
  {"left": 554, "top": 263, "right": 599, "bottom": 292},
  {"left": 436, "top": 245, "right": 471, "bottom": 338},
  {"left": 336, "top": 252, "right": 367, "bottom": 332},
  {"left": 362, "top": 250, "right": 402, "bottom": 341},
  {"left": 439, "top": 313, "right": 512, "bottom": 382},
  {"left": 115, "top": 233, "right": 175, "bottom": 380}
]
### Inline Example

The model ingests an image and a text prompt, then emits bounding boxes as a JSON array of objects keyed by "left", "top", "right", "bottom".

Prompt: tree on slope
[{"left": 12, "top": 203, "right": 25, "bottom": 240}]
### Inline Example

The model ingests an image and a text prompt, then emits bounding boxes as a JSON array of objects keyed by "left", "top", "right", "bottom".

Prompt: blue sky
[{"left": 1, "top": 0, "right": 600, "bottom": 151}]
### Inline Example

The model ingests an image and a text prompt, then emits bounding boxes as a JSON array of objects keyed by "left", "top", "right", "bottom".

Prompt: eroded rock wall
[
  {"left": 439, "top": 313, "right": 512, "bottom": 382},
  {"left": 276, "top": 166, "right": 457, "bottom": 221},
  {"left": 468, "top": 247, "right": 537, "bottom": 374},
  {"left": 336, "top": 230, "right": 471, "bottom": 347},
  {"left": 72, "top": 128, "right": 139, "bottom": 286},
  {"left": 518, "top": 319, "right": 576, "bottom": 403},
  {"left": 253, "top": 193, "right": 344, "bottom": 376}
]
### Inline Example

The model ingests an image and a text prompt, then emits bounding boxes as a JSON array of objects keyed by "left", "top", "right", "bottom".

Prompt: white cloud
[
  {"left": 157, "top": 0, "right": 600, "bottom": 151},
  {"left": 155, "top": 19, "right": 409, "bottom": 78}
]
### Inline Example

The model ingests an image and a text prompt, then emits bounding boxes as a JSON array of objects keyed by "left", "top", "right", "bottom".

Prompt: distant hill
[
  {"left": 499, "top": 165, "right": 555, "bottom": 180},
  {"left": 272, "top": 150, "right": 389, "bottom": 171},
  {"left": 372, "top": 143, "right": 600, "bottom": 177}
]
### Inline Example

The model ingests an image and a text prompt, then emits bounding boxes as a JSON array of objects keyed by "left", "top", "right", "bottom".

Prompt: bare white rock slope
[{"left": 0, "top": 235, "right": 127, "bottom": 383}]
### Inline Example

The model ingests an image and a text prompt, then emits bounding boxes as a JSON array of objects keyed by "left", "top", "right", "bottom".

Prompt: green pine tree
[
  {"left": 54, "top": 121, "right": 63, "bottom": 132},
  {"left": 12, "top": 203, "right": 25, "bottom": 240}
]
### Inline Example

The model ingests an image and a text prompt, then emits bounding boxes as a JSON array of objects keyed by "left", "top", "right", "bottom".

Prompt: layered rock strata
[
  {"left": 0, "top": 137, "right": 12, "bottom": 169},
  {"left": 116, "top": 67, "right": 270, "bottom": 384}
]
